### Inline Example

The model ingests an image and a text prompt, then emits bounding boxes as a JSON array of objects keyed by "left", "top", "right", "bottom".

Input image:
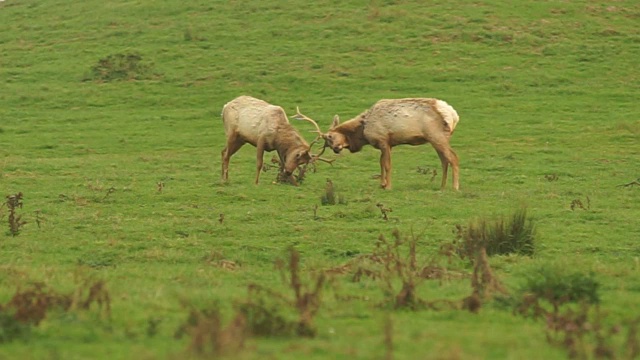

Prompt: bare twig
[{"left": 618, "top": 178, "right": 640, "bottom": 188}]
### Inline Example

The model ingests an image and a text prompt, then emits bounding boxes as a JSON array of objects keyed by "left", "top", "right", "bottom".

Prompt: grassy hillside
[{"left": 1, "top": 0, "right": 639, "bottom": 359}]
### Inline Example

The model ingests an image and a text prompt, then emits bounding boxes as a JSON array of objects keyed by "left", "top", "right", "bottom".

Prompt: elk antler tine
[
  {"left": 307, "top": 134, "right": 325, "bottom": 150},
  {"left": 313, "top": 156, "right": 335, "bottom": 165},
  {"left": 315, "top": 142, "right": 327, "bottom": 157},
  {"left": 293, "top": 106, "right": 324, "bottom": 136}
]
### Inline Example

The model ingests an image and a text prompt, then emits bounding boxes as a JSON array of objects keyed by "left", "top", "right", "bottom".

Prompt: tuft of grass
[{"left": 455, "top": 207, "right": 536, "bottom": 258}]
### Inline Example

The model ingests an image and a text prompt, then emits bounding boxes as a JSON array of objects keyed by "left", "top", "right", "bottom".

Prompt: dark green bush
[{"left": 523, "top": 267, "right": 600, "bottom": 306}]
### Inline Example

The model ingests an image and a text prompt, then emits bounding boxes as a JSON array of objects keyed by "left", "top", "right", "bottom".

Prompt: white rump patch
[{"left": 434, "top": 99, "right": 460, "bottom": 133}]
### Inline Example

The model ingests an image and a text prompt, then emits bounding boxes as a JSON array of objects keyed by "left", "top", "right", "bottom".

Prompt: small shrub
[
  {"left": 5, "top": 192, "right": 26, "bottom": 236},
  {"left": 463, "top": 247, "right": 507, "bottom": 313},
  {"left": 378, "top": 230, "right": 422, "bottom": 310},
  {"left": 545, "top": 174, "right": 559, "bottom": 181},
  {"left": 236, "top": 297, "right": 293, "bottom": 337},
  {"left": 239, "top": 247, "right": 325, "bottom": 337},
  {"left": 416, "top": 166, "right": 438, "bottom": 182},
  {"left": 510, "top": 267, "right": 635, "bottom": 359},
  {"left": 293, "top": 162, "right": 316, "bottom": 184},
  {"left": 174, "top": 303, "right": 247, "bottom": 356},
  {"left": 89, "top": 52, "right": 155, "bottom": 82},
  {"left": 321, "top": 179, "right": 346, "bottom": 205},
  {"left": 0, "top": 277, "right": 109, "bottom": 343},
  {"left": 570, "top": 197, "right": 591, "bottom": 211},
  {"left": 146, "top": 317, "right": 162, "bottom": 338},
  {"left": 356, "top": 230, "right": 438, "bottom": 310},
  {"left": 541, "top": 304, "right": 639, "bottom": 359},
  {"left": 326, "top": 229, "right": 468, "bottom": 310},
  {"left": 455, "top": 207, "right": 535, "bottom": 258},
  {"left": 71, "top": 278, "right": 111, "bottom": 320},
  {"left": 3, "top": 282, "right": 72, "bottom": 325},
  {"left": 518, "top": 267, "right": 599, "bottom": 316},
  {"left": 0, "top": 276, "right": 111, "bottom": 336},
  {"left": 376, "top": 203, "right": 393, "bottom": 221}
]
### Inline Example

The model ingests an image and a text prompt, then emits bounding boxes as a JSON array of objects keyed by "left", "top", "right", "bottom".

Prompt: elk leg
[
  {"left": 436, "top": 147, "right": 459, "bottom": 190},
  {"left": 221, "top": 137, "right": 244, "bottom": 182},
  {"left": 450, "top": 149, "right": 459, "bottom": 191},
  {"left": 288, "top": 173, "right": 299, "bottom": 186},
  {"left": 379, "top": 145, "right": 392, "bottom": 189},
  {"left": 255, "top": 140, "right": 266, "bottom": 184}
]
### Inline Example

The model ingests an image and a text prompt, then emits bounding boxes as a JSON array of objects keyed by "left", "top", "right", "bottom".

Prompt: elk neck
[{"left": 275, "top": 123, "right": 309, "bottom": 155}]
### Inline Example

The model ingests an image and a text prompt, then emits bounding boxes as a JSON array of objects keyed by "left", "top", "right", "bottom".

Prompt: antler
[
  {"left": 292, "top": 106, "right": 324, "bottom": 137},
  {"left": 309, "top": 140, "right": 334, "bottom": 165},
  {"left": 292, "top": 106, "right": 332, "bottom": 161},
  {"left": 312, "top": 155, "right": 335, "bottom": 165}
]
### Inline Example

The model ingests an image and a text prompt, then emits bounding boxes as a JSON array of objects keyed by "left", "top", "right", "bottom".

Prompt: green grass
[{"left": 1, "top": 0, "right": 639, "bottom": 358}]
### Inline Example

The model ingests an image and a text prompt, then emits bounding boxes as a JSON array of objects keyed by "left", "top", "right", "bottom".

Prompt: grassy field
[{"left": 1, "top": 0, "right": 639, "bottom": 359}]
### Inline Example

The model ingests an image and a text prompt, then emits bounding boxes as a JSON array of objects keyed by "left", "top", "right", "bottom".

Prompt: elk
[
  {"left": 221, "top": 95, "right": 325, "bottom": 185},
  {"left": 294, "top": 98, "right": 460, "bottom": 190}
]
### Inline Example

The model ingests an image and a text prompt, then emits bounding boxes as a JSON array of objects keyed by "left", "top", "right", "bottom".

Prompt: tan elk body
[
  {"left": 221, "top": 96, "right": 313, "bottom": 185},
  {"left": 295, "top": 98, "right": 460, "bottom": 190}
]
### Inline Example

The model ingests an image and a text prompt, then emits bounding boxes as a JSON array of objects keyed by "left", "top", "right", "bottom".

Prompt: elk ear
[{"left": 331, "top": 115, "right": 340, "bottom": 129}]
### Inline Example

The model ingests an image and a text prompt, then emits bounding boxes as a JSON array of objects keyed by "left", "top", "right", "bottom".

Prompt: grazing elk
[
  {"left": 221, "top": 95, "right": 319, "bottom": 185},
  {"left": 294, "top": 98, "right": 460, "bottom": 190}
]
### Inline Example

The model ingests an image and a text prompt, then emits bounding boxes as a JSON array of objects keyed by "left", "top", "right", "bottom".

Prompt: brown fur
[
  {"left": 324, "top": 98, "right": 460, "bottom": 190},
  {"left": 221, "top": 96, "right": 312, "bottom": 185}
]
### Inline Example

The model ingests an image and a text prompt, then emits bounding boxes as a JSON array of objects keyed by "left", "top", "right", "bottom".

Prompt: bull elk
[
  {"left": 221, "top": 95, "right": 326, "bottom": 185},
  {"left": 294, "top": 98, "right": 460, "bottom": 190}
]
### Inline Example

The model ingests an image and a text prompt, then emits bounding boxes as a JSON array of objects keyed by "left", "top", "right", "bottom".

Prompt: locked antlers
[{"left": 292, "top": 107, "right": 332, "bottom": 163}]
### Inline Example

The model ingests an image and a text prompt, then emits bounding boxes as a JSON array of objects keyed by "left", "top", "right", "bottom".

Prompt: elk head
[
  {"left": 293, "top": 107, "right": 348, "bottom": 155},
  {"left": 282, "top": 148, "right": 312, "bottom": 177},
  {"left": 323, "top": 115, "right": 350, "bottom": 154}
]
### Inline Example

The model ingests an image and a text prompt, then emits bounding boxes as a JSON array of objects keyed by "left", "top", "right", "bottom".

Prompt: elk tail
[{"left": 433, "top": 99, "right": 460, "bottom": 134}]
